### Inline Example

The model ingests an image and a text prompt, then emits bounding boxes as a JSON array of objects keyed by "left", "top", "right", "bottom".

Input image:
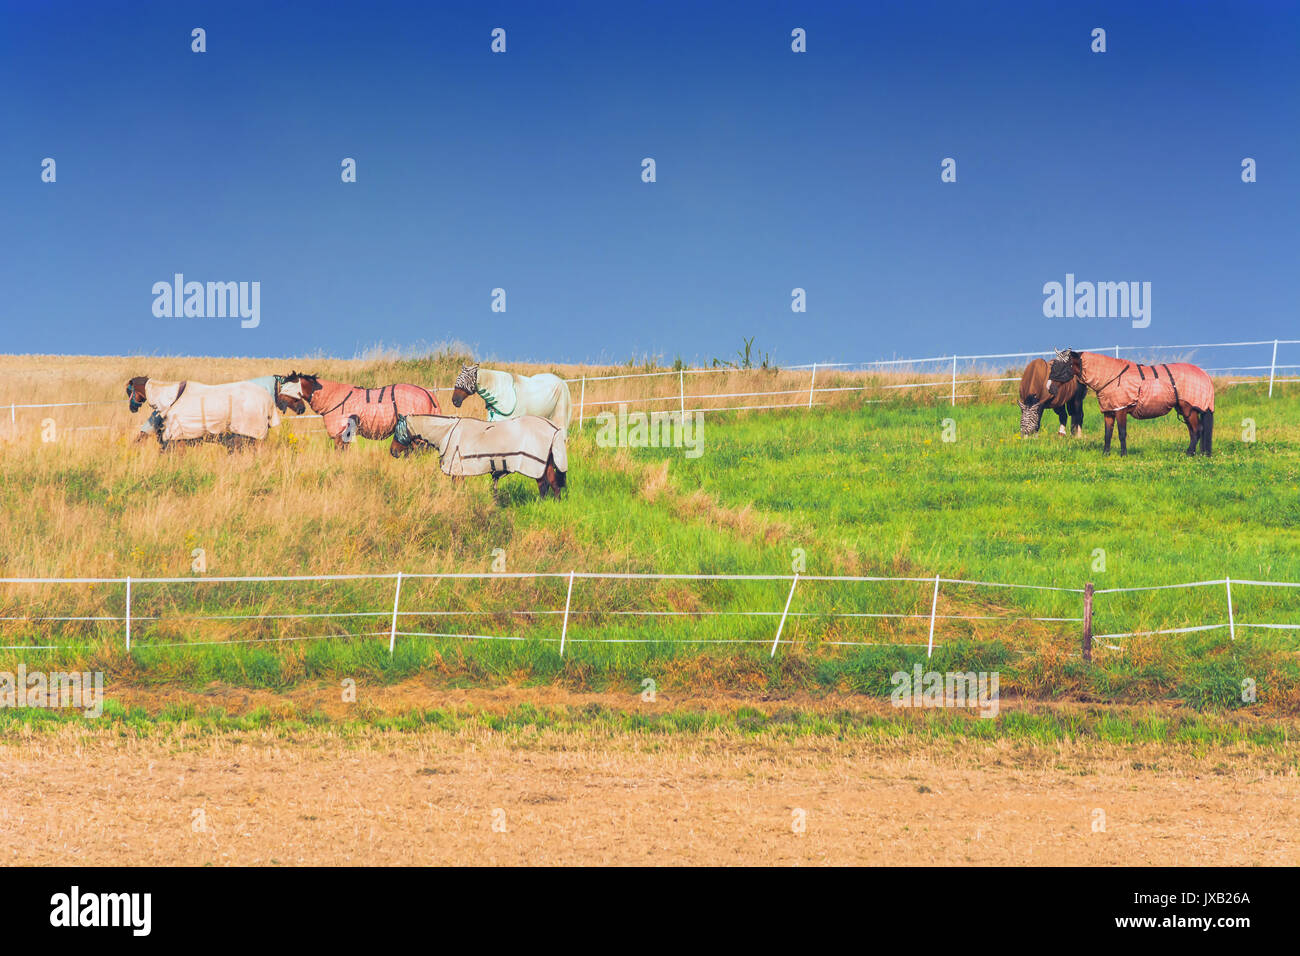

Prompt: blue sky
[{"left": 2, "top": 0, "right": 1296, "bottom": 364}]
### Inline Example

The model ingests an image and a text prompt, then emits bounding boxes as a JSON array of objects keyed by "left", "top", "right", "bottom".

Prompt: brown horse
[
  {"left": 1047, "top": 349, "right": 1215, "bottom": 456},
  {"left": 277, "top": 372, "right": 441, "bottom": 450},
  {"left": 1018, "top": 358, "right": 1085, "bottom": 437}
]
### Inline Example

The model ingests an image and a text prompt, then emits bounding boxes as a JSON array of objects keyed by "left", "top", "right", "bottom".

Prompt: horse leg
[
  {"left": 1055, "top": 405, "right": 1067, "bottom": 436},
  {"left": 1184, "top": 407, "right": 1200, "bottom": 456},
  {"left": 1071, "top": 391, "right": 1084, "bottom": 436},
  {"left": 1116, "top": 409, "right": 1128, "bottom": 456},
  {"left": 1103, "top": 411, "right": 1115, "bottom": 454}
]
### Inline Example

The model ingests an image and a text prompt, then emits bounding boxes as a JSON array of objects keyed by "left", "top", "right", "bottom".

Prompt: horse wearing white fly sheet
[
  {"left": 451, "top": 364, "right": 572, "bottom": 427},
  {"left": 133, "top": 378, "right": 280, "bottom": 444},
  {"left": 391, "top": 413, "right": 568, "bottom": 498},
  {"left": 136, "top": 376, "right": 286, "bottom": 437}
]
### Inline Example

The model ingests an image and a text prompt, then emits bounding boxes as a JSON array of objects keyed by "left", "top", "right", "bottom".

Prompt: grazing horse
[
  {"left": 451, "top": 364, "right": 572, "bottom": 427},
  {"left": 390, "top": 413, "right": 567, "bottom": 499},
  {"left": 1047, "top": 349, "right": 1215, "bottom": 456},
  {"left": 1018, "top": 358, "right": 1085, "bottom": 437},
  {"left": 276, "top": 371, "right": 441, "bottom": 450},
  {"left": 125, "top": 376, "right": 280, "bottom": 449}
]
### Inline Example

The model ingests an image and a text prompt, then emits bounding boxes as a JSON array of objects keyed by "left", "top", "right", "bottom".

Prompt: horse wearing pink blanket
[
  {"left": 277, "top": 371, "right": 441, "bottom": 449},
  {"left": 1047, "top": 349, "right": 1215, "bottom": 456}
]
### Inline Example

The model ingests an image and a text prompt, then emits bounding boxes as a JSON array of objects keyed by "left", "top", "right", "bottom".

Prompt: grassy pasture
[{"left": 0, "top": 354, "right": 1297, "bottom": 711}]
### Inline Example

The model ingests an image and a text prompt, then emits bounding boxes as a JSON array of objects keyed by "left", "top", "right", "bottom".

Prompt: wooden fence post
[
  {"left": 808, "top": 363, "right": 817, "bottom": 408},
  {"left": 1082, "top": 581, "right": 1094, "bottom": 662},
  {"left": 578, "top": 376, "right": 585, "bottom": 428},
  {"left": 949, "top": 356, "right": 957, "bottom": 406}
]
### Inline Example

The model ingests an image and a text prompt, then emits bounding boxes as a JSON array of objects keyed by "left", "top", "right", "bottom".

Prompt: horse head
[
  {"left": 389, "top": 414, "right": 422, "bottom": 458},
  {"left": 125, "top": 375, "right": 149, "bottom": 412},
  {"left": 1018, "top": 396, "right": 1046, "bottom": 436},
  {"left": 277, "top": 371, "right": 321, "bottom": 407},
  {"left": 451, "top": 364, "right": 479, "bottom": 408},
  {"left": 1046, "top": 348, "right": 1080, "bottom": 394},
  {"left": 272, "top": 374, "right": 306, "bottom": 415}
]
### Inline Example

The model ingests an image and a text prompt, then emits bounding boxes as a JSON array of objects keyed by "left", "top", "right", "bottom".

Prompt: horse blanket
[
  {"left": 144, "top": 379, "right": 280, "bottom": 442},
  {"left": 140, "top": 376, "right": 279, "bottom": 435},
  {"left": 398, "top": 414, "right": 567, "bottom": 479},
  {"left": 1078, "top": 352, "right": 1215, "bottom": 419},
  {"left": 309, "top": 380, "right": 440, "bottom": 441},
  {"left": 454, "top": 365, "right": 572, "bottom": 427}
]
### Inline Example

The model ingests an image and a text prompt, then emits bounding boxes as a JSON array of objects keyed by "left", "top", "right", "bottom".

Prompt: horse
[
  {"left": 389, "top": 413, "right": 567, "bottom": 499},
  {"left": 132, "top": 375, "right": 303, "bottom": 440},
  {"left": 1046, "top": 349, "right": 1215, "bottom": 456},
  {"left": 1018, "top": 358, "right": 1085, "bottom": 437},
  {"left": 451, "top": 364, "right": 572, "bottom": 427},
  {"left": 276, "top": 371, "right": 441, "bottom": 450},
  {"left": 125, "top": 376, "right": 280, "bottom": 450}
]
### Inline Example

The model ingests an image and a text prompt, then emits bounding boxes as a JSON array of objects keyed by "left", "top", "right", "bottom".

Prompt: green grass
[
  {"left": 2, "top": 379, "right": 1298, "bottom": 710},
  {"left": 0, "top": 696, "right": 1293, "bottom": 754}
]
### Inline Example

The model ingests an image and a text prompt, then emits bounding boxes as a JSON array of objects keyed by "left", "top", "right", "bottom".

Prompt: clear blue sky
[{"left": 2, "top": 0, "right": 1296, "bottom": 364}]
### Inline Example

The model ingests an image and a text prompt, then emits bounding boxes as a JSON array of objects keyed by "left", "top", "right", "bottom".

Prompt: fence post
[
  {"left": 950, "top": 356, "right": 957, "bottom": 406},
  {"left": 808, "top": 363, "right": 817, "bottom": 408},
  {"left": 124, "top": 576, "right": 132, "bottom": 652},
  {"left": 577, "top": 376, "right": 585, "bottom": 428},
  {"left": 1225, "top": 576, "right": 1235, "bottom": 641},
  {"left": 559, "top": 570, "right": 575, "bottom": 656},
  {"left": 1114, "top": 345, "right": 1120, "bottom": 358},
  {"left": 679, "top": 369, "right": 685, "bottom": 420},
  {"left": 769, "top": 574, "right": 799, "bottom": 657},
  {"left": 388, "top": 571, "right": 403, "bottom": 655},
  {"left": 1269, "top": 340, "right": 1278, "bottom": 397},
  {"left": 1082, "top": 582, "right": 1094, "bottom": 662},
  {"left": 926, "top": 573, "right": 941, "bottom": 658}
]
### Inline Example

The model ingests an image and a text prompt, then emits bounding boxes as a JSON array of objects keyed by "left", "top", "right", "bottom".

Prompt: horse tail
[
  {"left": 551, "top": 426, "right": 569, "bottom": 474},
  {"left": 555, "top": 380, "right": 573, "bottom": 427},
  {"left": 1200, "top": 409, "right": 1214, "bottom": 456}
]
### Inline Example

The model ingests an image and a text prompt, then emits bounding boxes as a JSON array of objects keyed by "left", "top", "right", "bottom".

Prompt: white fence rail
[
  {"left": 0, "top": 570, "right": 1295, "bottom": 659},
  {"left": 4, "top": 338, "right": 1298, "bottom": 436}
]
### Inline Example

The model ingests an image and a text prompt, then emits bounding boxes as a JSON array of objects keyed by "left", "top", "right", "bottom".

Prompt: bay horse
[
  {"left": 276, "top": 371, "right": 441, "bottom": 450},
  {"left": 1047, "top": 349, "right": 1215, "bottom": 456},
  {"left": 451, "top": 364, "right": 572, "bottom": 427},
  {"left": 390, "top": 413, "right": 567, "bottom": 499},
  {"left": 1018, "top": 358, "right": 1085, "bottom": 437}
]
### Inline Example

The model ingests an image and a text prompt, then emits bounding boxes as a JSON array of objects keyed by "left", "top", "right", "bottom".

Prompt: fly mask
[{"left": 455, "top": 364, "right": 479, "bottom": 395}]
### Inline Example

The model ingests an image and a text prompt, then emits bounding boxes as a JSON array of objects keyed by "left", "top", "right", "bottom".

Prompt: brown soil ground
[{"left": 1, "top": 684, "right": 1296, "bottom": 866}]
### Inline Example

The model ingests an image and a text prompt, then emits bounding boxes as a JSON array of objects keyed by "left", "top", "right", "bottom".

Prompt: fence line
[
  {"left": 5, "top": 338, "right": 1297, "bottom": 434},
  {"left": 1, "top": 569, "right": 1295, "bottom": 659}
]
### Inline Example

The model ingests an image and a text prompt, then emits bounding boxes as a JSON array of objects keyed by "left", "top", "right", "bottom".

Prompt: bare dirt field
[{"left": 2, "top": 687, "right": 1295, "bottom": 866}]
